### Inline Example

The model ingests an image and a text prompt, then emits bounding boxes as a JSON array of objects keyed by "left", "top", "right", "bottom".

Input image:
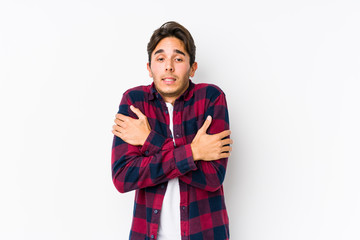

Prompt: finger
[
  {"left": 130, "top": 105, "right": 146, "bottom": 119},
  {"left": 114, "top": 118, "right": 121, "bottom": 125},
  {"left": 218, "top": 152, "right": 231, "bottom": 159},
  {"left": 217, "top": 130, "right": 231, "bottom": 140},
  {"left": 199, "top": 115, "right": 212, "bottom": 133},
  {"left": 115, "top": 113, "right": 128, "bottom": 121},
  {"left": 113, "top": 130, "right": 126, "bottom": 141},
  {"left": 112, "top": 124, "right": 122, "bottom": 132},
  {"left": 221, "top": 138, "right": 233, "bottom": 146},
  {"left": 221, "top": 146, "right": 232, "bottom": 152},
  {"left": 112, "top": 129, "right": 121, "bottom": 138},
  {"left": 115, "top": 118, "right": 126, "bottom": 128}
]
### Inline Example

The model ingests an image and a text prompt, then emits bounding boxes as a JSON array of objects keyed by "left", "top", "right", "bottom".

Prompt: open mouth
[{"left": 162, "top": 77, "right": 176, "bottom": 83}]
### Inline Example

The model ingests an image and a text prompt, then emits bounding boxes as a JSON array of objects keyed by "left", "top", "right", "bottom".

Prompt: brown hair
[{"left": 147, "top": 21, "right": 196, "bottom": 67}]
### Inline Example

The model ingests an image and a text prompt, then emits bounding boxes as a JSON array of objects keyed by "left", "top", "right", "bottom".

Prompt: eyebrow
[{"left": 153, "top": 49, "right": 186, "bottom": 56}]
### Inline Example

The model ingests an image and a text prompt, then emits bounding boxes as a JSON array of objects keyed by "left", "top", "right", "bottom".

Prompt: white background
[{"left": 1, "top": 0, "right": 359, "bottom": 239}]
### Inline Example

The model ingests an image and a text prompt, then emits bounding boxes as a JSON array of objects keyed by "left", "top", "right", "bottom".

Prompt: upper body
[
  {"left": 111, "top": 21, "right": 232, "bottom": 240},
  {"left": 112, "top": 80, "right": 230, "bottom": 239}
]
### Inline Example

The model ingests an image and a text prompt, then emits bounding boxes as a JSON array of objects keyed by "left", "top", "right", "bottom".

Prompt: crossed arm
[
  {"left": 111, "top": 91, "right": 232, "bottom": 192},
  {"left": 112, "top": 105, "right": 232, "bottom": 161}
]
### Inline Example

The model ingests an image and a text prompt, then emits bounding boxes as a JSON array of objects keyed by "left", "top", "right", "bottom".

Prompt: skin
[
  {"left": 147, "top": 37, "right": 197, "bottom": 105},
  {"left": 112, "top": 37, "right": 232, "bottom": 161},
  {"left": 113, "top": 105, "right": 151, "bottom": 146}
]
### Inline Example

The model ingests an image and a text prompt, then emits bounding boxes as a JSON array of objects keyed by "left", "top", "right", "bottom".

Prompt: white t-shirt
[{"left": 157, "top": 102, "right": 181, "bottom": 240}]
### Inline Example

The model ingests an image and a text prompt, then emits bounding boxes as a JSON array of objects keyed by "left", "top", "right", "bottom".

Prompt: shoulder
[
  {"left": 122, "top": 85, "right": 151, "bottom": 103},
  {"left": 193, "top": 82, "right": 226, "bottom": 102}
]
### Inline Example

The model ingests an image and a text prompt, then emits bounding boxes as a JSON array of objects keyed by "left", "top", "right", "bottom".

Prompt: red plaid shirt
[{"left": 112, "top": 80, "right": 230, "bottom": 240}]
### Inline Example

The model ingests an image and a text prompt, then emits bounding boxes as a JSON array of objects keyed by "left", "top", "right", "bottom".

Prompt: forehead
[{"left": 153, "top": 37, "right": 187, "bottom": 54}]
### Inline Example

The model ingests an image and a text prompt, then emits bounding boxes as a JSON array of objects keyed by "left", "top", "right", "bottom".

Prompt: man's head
[
  {"left": 147, "top": 22, "right": 198, "bottom": 104},
  {"left": 147, "top": 21, "right": 196, "bottom": 67}
]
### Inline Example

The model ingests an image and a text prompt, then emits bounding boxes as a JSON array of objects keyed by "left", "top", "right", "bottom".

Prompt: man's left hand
[{"left": 112, "top": 105, "right": 151, "bottom": 146}]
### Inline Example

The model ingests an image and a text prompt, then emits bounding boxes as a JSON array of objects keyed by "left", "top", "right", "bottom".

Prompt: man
[{"left": 112, "top": 21, "right": 232, "bottom": 240}]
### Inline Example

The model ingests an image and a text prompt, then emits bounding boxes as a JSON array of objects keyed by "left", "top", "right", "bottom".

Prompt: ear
[
  {"left": 147, "top": 62, "right": 153, "bottom": 78},
  {"left": 189, "top": 62, "right": 198, "bottom": 77}
]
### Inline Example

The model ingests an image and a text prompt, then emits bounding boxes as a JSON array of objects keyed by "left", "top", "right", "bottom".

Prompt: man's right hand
[
  {"left": 112, "top": 105, "right": 151, "bottom": 146},
  {"left": 190, "top": 116, "right": 233, "bottom": 161}
]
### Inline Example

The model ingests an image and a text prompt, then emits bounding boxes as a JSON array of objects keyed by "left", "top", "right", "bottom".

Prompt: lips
[
  {"left": 162, "top": 76, "right": 176, "bottom": 84},
  {"left": 162, "top": 77, "right": 176, "bottom": 81}
]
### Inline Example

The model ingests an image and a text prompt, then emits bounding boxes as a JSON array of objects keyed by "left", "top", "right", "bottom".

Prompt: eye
[
  {"left": 175, "top": 58, "right": 183, "bottom": 62},
  {"left": 156, "top": 57, "right": 164, "bottom": 62}
]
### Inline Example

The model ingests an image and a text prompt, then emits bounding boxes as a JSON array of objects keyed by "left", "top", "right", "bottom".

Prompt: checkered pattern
[{"left": 112, "top": 80, "right": 230, "bottom": 240}]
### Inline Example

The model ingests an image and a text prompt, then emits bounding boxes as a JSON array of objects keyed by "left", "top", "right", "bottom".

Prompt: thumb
[
  {"left": 130, "top": 105, "right": 145, "bottom": 119},
  {"left": 199, "top": 115, "right": 212, "bottom": 133}
]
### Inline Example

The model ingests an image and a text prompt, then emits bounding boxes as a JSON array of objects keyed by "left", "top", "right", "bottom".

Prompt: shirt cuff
[
  {"left": 173, "top": 144, "right": 197, "bottom": 174},
  {"left": 140, "top": 130, "right": 168, "bottom": 156}
]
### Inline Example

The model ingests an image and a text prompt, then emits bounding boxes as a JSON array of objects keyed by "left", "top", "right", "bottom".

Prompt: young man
[{"left": 112, "top": 21, "right": 232, "bottom": 240}]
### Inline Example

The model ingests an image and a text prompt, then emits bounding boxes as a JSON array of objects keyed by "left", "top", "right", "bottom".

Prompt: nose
[{"left": 165, "top": 60, "right": 174, "bottom": 72}]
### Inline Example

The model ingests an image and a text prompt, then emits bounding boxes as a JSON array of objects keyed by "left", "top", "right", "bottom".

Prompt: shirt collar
[{"left": 148, "top": 79, "right": 195, "bottom": 102}]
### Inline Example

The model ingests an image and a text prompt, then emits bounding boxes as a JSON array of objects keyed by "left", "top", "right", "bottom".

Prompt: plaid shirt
[{"left": 112, "top": 80, "right": 230, "bottom": 240}]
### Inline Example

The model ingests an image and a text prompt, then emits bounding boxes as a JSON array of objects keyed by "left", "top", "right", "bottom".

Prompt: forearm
[
  {"left": 180, "top": 89, "right": 230, "bottom": 191},
  {"left": 179, "top": 158, "right": 227, "bottom": 192},
  {"left": 112, "top": 135, "right": 197, "bottom": 193}
]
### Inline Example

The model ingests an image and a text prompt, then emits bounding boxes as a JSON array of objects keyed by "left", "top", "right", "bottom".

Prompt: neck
[{"left": 164, "top": 98, "right": 175, "bottom": 105}]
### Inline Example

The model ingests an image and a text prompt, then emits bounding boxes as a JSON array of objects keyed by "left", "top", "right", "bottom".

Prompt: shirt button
[
  {"left": 182, "top": 206, "right": 185, "bottom": 210},
  {"left": 151, "top": 235, "right": 155, "bottom": 239},
  {"left": 165, "top": 110, "right": 168, "bottom": 114},
  {"left": 176, "top": 134, "right": 180, "bottom": 138},
  {"left": 161, "top": 184, "right": 165, "bottom": 189},
  {"left": 154, "top": 210, "right": 158, "bottom": 214},
  {"left": 145, "top": 150, "right": 149, "bottom": 155}
]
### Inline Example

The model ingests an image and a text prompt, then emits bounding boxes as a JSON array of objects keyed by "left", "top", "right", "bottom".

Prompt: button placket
[{"left": 173, "top": 101, "right": 185, "bottom": 145}]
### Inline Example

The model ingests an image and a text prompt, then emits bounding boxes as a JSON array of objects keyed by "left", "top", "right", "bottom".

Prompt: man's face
[{"left": 147, "top": 37, "right": 197, "bottom": 104}]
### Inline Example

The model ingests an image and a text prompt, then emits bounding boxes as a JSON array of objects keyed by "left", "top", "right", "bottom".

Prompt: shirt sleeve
[
  {"left": 111, "top": 92, "right": 197, "bottom": 193},
  {"left": 179, "top": 90, "right": 230, "bottom": 192}
]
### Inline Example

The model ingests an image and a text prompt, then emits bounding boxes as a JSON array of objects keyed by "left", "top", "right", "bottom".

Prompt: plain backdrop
[{"left": 1, "top": 0, "right": 359, "bottom": 239}]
